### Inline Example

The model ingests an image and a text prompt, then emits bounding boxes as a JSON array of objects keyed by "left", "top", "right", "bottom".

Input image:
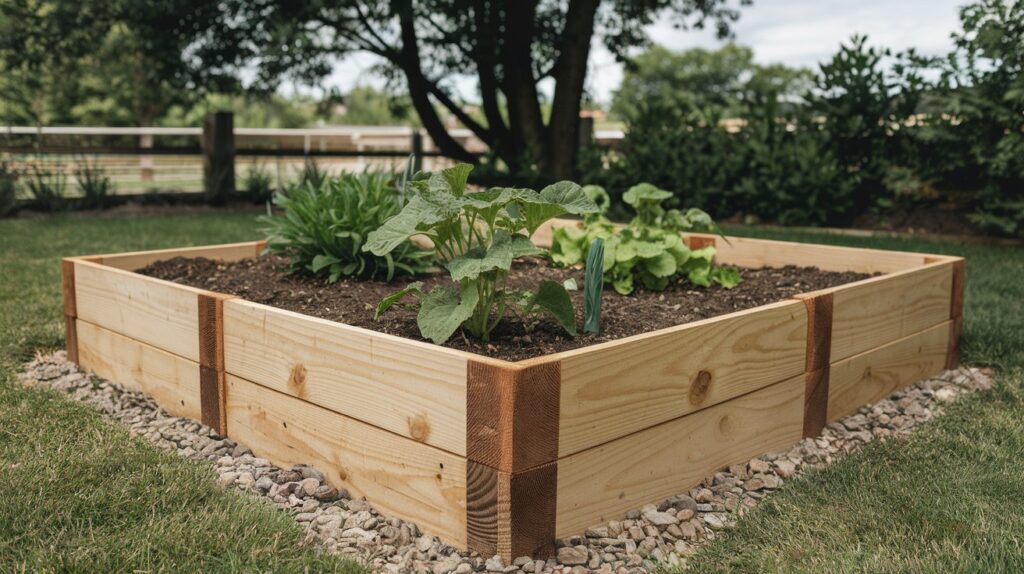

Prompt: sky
[{"left": 319, "top": 0, "right": 967, "bottom": 106}]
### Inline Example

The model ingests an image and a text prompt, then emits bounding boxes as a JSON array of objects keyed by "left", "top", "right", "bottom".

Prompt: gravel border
[{"left": 19, "top": 351, "right": 993, "bottom": 573}]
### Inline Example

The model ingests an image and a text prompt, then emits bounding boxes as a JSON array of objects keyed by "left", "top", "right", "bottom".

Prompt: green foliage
[
  {"left": 552, "top": 183, "right": 740, "bottom": 295},
  {"left": 261, "top": 171, "right": 431, "bottom": 283},
  {"left": 73, "top": 158, "right": 114, "bottom": 209},
  {"left": 0, "top": 162, "right": 18, "bottom": 217},
  {"left": 296, "top": 158, "right": 329, "bottom": 189},
  {"left": 25, "top": 165, "right": 67, "bottom": 212},
  {"left": 583, "top": 238, "right": 605, "bottom": 334},
  {"left": 243, "top": 162, "right": 275, "bottom": 203},
  {"left": 367, "top": 164, "right": 598, "bottom": 344}
]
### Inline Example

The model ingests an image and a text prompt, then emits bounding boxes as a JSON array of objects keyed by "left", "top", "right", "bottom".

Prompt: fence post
[
  {"left": 202, "top": 111, "right": 235, "bottom": 205},
  {"left": 411, "top": 130, "right": 423, "bottom": 172},
  {"left": 578, "top": 115, "right": 595, "bottom": 150}
]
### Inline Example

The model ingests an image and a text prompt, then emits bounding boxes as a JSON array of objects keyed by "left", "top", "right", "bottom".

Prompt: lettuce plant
[
  {"left": 366, "top": 163, "right": 599, "bottom": 344},
  {"left": 552, "top": 183, "right": 741, "bottom": 295}
]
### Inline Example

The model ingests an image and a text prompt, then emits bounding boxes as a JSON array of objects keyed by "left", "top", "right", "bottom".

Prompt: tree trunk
[
  {"left": 501, "top": 1, "right": 547, "bottom": 170},
  {"left": 545, "top": 0, "right": 600, "bottom": 180}
]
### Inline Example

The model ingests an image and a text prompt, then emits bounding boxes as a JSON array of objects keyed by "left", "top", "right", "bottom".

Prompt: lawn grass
[
  {"left": 1, "top": 212, "right": 1022, "bottom": 571},
  {"left": 0, "top": 212, "right": 366, "bottom": 572},
  {"left": 677, "top": 226, "right": 1024, "bottom": 573}
]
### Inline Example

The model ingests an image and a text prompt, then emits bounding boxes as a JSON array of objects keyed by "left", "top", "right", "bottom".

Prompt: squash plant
[
  {"left": 551, "top": 183, "right": 741, "bottom": 295},
  {"left": 365, "top": 164, "right": 599, "bottom": 344}
]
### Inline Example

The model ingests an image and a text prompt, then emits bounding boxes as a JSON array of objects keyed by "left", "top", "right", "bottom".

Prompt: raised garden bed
[{"left": 60, "top": 219, "right": 964, "bottom": 560}]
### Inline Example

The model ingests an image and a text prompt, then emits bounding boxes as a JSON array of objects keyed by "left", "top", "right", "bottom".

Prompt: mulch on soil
[{"left": 138, "top": 255, "right": 870, "bottom": 361}]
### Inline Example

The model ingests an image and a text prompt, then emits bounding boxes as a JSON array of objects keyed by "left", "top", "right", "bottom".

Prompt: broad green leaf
[
  {"left": 446, "top": 231, "right": 541, "bottom": 281},
  {"left": 615, "top": 240, "right": 638, "bottom": 262},
  {"left": 416, "top": 284, "right": 479, "bottom": 344},
  {"left": 640, "top": 271, "right": 671, "bottom": 291},
  {"left": 582, "top": 184, "right": 610, "bottom": 214},
  {"left": 712, "top": 266, "right": 742, "bottom": 288},
  {"left": 310, "top": 254, "right": 340, "bottom": 272},
  {"left": 539, "top": 181, "right": 600, "bottom": 215},
  {"left": 532, "top": 280, "right": 577, "bottom": 336},
  {"left": 364, "top": 193, "right": 461, "bottom": 255},
  {"left": 688, "top": 265, "right": 712, "bottom": 287},
  {"left": 634, "top": 239, "right": 665, "bottom": 258},
  {"left": 374, "top": 281, "right": 423, "bottom": 320},
  {"left": 551, "top": 227, "right": 585, "bottom": 266},
  {"left": 642, "top": 251, "right": 677, "bottom": 277},
  {"left": 611, "top": 269, "right": 634, "bottom": 295},
  {"left": 441, "top": 163, "right": 473, "bottom": 196},
  {"left": 622, "top": 183, "right": 672, "bottom": 206},
  {"left": 463, "top": 188, "right": 514, "bottom": 225}
]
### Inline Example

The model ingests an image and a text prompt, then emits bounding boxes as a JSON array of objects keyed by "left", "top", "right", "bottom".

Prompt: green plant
[
  {"left": 243, "top": 162, "right": 275, "bottom": 203},
  {"left": 552, "top": 183, "right": 740, "bottom": 295},
  {"left": 261, "top": 170, "right": 432, "bottom": 282},
  {"left": 367, "top": 163, "right": 599, "bottom": 344},
  {"left": 297, "top": 157, "right": 328, "bottom": 189},
  {"left": 25, "top": 164, "right": 67, "bottom": 212},
  {"left": 74, "top": 158, "right": 114, "bottom": 209},
  {"left": 583, "top": 238, "right": 604, "bottom": 334},
  {"left": 0, "top": 162, "right": 18, "bottom": 217}
]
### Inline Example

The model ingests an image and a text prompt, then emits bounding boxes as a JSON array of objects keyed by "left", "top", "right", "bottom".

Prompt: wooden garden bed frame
[{"left": 60, "top": 219, "right": 964, "bottom": 560}]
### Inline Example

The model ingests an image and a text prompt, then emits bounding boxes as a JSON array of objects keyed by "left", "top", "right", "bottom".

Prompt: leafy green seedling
[{"left": 366, "top": 163, "right": 599, "bottom": 344}]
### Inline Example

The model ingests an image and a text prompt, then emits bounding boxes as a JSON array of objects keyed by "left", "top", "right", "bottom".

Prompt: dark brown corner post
[
  {"left": 801, "top": 292, "right": 834, "bottom": 438},
  {"left": 687, "top": 236, "right": 716, "bottom": 251},
  {"left": 466, "top": 360, "right": 561, "bottom": 560},
  {"left": 202, "top": 111, "right": 235, "bottom": 206},
  {"left": 946, "top": 259, "right": 966, "bottom": 370},
  {"left": 198, "top": 292, "right": 234, "bottom": 436},
  {"left": 61, "top": 259, "right": 80, "bottom": 365}
]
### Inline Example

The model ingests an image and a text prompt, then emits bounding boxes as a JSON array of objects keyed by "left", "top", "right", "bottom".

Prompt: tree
[
  {"left": 0, "top": 0, "right": 237, "bottom": 126},
  {"left": 195, "top": 0, "right": 749, "bottom": 180},
  {"left": 611, "top": 44, "right": 811, "bottom": 122}
]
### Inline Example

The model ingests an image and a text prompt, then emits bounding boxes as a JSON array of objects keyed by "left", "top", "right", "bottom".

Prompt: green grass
[
  {"left": 1, "top": 214, "right": 1022, "bottom": 572},
  {"left": 678, "top": 226, "right": 1024, "bottom": 573},
  {"left": 0, "top": 212, "right": 366, "bottom": 572}
]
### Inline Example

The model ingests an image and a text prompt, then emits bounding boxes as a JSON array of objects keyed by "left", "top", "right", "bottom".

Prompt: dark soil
[{"left": 138, "top": 255, "right": 871, "bottom": 361}]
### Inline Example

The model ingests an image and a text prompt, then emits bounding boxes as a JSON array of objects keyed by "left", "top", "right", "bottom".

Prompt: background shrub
[
  {"left": 74, "top": 158, "right": 114, "bottom": 209},
  {"left": 261, "top": 170, "right": 432, "bottom": 282},
  {"left": 243, "top": 162, "right": 275, "bottom": 203},
  {"left": 0, "top": 162, "right": 18, "bottom": 217},
  {"left": 25, "top": 165, "right": 67, "bottom": 212}
]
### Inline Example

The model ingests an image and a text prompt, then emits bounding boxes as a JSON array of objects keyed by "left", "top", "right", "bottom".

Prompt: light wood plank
[
  {"left": 223, "top": 299, "right": 469, "bottom": 455},
  {"left": 533, "top": 219, "right": 937, "bottom": 273},
  {"left": 74, "top": 260, "right": 203, "bottom": 362},
  {"left": 555, "top": 375, "right": 803, "bottom": 537},
  {"left": 555, "top": 300, "right": 807, "bottom": 457},
  {"left": 827, "top": 321, "right": 950, "bottom": 421},
  {"left": 77, "top": 319, "right": 202, "bottom": 421},
  {"left": 224, "top": 374, "right": 468, "bottom": 546},
  {"left": 93, "top": 241, "right": 264, "bottom": 271},
  {"left": 814, "top": 261, "right": 952, "bottom": 362}
]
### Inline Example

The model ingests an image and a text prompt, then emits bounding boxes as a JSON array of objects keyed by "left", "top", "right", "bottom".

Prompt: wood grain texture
[
  {"left": 465, "top": 461, "right": 559, "bottom": 561},
  {"left": 224, "top": 374, "right": 468, "bottom": 546},
  {"left": 827, "top": 321, "right": 951, "bottom": 422},
  {"left": 77, "top": 319, "right": 202, "bottom": 421},
  {"left": 198, "top": 292, "right": 233, "bottom": 370},
  {"left": 946, "top": 259, "right": 966, "bottom": 369},
  {"left": 801, "top": 293, "right": 833, "bottom": 438},
  {"left": 199, "top": 366, "right": 226, "bottom": 435},
  {"left": 74, "top": 260, "right": 204, "bottom": 362},
  {"left": 466, "top": 360, "right": 561, "bottom": 473},
  {"left": 61, "top": 258, "right": 77, "bottom": 317},
  {"left": 555, "top": 375, "right": 804, "bottom": 538},
  {"left": 223, "top": 299, "right": 469, "bottom": 455},
  {"left": 687, "top": 236, "right": 716, "bottom": 250},
  {"left": 65, "top": 315, "right": 79, "bottom": 364},
  {"left": 554, "top": 300, "right": 806, "bottom": 457},
  {"left": 94, "top": 241, "right": 265, "bottom": 271},
  {"left": 466, "top": 461, "right": 499, "bottom": 556},
  {"left": 684, "top": 232, "right": 929, "bottom": 274},
  {"left": 799, "top": 261, "right": 953, "bottom": 363}
]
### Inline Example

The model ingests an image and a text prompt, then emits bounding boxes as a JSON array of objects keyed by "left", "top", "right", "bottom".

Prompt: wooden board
[
  {"left": 224, "top": 374, "right": 468, "bottom": 546},
  {"left": 222, "top": 300, "right": 469, "bottom": 455},
  {"left": 92, "top": 241, "right": 264, "bottom": 271},
  {"left": 554, "top": 300, "right": 807, "bottom": 457},
  {"left": 827, "top": 321, "right": 951, "bottom": 421},
  {"left": 819, "top": 261, "right": 952, "bottom": 362},
  {"left": 531, "top": 219, "right": 936, "bottom": 274},
  {"left": 77, "top": 319, "right": 202, "bottom": 421},
  {"left": 74, "top": 260, "right": 204, "bottom": 362},
  {"left": 555, "top": 374, "right": 803, "bottom": 537}
]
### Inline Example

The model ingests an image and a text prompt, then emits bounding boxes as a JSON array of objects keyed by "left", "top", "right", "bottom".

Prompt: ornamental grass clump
[
  {"left": 551, "top": 183, "right": 741, "bottom": 294},
  {"left": 261, "top": 170, "right": 432, "bottom": 283},
  {"left": 366, "top": 163, "right": 599, "bottom": 344}
]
